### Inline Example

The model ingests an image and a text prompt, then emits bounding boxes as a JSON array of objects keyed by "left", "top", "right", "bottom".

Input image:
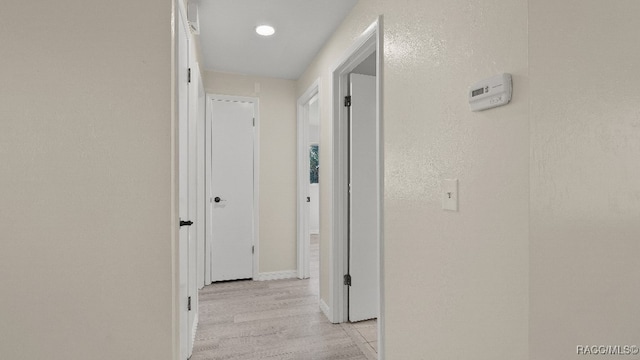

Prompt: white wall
[
  {"left": 529, "top": 1, "right": 640, "bottom": 359},
  {"left": 0, "top": 1, "right": 174, "bottom": 359},
  {"left": 297, "top": 0, "right": 529, "bottom": 358},
  {"left": 297, "top": 0, "right": 640, "bottom": 359},
  {"left": 203, "top": 71, "right": 297, "bottom": 274}
]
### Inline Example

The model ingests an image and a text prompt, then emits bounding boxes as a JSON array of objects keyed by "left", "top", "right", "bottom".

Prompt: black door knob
[
  {"left": 180, "top": 220, "right": 193, "bottom": 227},
  {"left": 214, "top": 197, "right": 221, "bottom": 203}
]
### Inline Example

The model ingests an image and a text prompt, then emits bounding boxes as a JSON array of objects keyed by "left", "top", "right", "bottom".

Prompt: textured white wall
[
  {"left": 297, "top": 0, "right": 529, "bottom": 358},
  {"left": 203, "top": 71, "right": 297, "bottom": 274},
  {"left": 0, "top": 1, "right": 174, "bottom": 359},
  {"left": 529, "top": 1, "right": 640, "bottom": 359}
]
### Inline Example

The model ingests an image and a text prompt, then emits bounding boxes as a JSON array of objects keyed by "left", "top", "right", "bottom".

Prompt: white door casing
[
  {"left": 177, "top": 6, "right": 190, "bottom": 359},
  {"left": 187, "top": 47, "right": 199, "bottom": 355},
  {"left": 209, "top": 96, "right": 256, "bottom": 282},
  {"left": 348, "top": 73, "right": 379, "bottom": 322},
  {"left": 204, "top": 92, "right": 213, "bottom": 286},
  {"left": 194, "top": 62, "right": 206, "bottom": 291}
]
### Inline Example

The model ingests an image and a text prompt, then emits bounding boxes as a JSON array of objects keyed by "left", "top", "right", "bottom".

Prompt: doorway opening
[
  {"left": 330, "top": 17, "right": 384, "bottom": 358},
  {"left": 297, "top": 79, "right": 320, "bottom": 280}
]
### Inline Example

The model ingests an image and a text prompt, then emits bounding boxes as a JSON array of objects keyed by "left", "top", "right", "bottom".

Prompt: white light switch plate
[{"left": 442, "top": 179, "right": 458, "bottom": 211}]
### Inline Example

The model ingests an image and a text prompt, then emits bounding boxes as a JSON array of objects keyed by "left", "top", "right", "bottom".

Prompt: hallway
[{"left": 192, "top": 235, "right": 378, "bottom": 360}]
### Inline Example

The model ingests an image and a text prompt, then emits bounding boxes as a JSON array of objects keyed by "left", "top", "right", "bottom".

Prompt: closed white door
[
  {"left": 210, "top": 98, "right": 255, "bottom": 282},
  {"left": 348, "top": 73, "right": 379, "bottom": 322}
]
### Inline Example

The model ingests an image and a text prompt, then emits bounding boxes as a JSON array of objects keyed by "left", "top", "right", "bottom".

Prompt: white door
[
  {"left": 187, "top": 50, "right": 198, "bottom": 356},
  {"left": 348, "top": 73, "right": 379, "bottom": 322},
  {"left": 195, "top": 62, "right": 206, "bottom": 291},
  {"left": 177, "top": 10, "right": 191, "bottom": 359},
  {"left": 209, "top": 97, "right": 255, "bottom": 282},
  {"left": 204, "top": 91, "right": 213, "bottom": 286}
]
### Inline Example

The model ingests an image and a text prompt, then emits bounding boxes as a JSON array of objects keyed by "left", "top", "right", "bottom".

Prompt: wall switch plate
[{"left": 442, "top": 179, "right": 458, "bottom": 211}]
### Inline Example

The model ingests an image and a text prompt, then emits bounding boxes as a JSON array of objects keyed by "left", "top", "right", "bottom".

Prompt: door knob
[
  {"left": 214, "top": 197, "right": 221, "bottom": 203},
  {"left": 180, "top": 220, "right": 194, "bottom": 227}
]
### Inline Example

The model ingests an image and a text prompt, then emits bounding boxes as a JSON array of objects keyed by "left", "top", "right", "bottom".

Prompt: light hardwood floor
[{"left": 192, "top": 235, "right": 377, "bottom": 360}]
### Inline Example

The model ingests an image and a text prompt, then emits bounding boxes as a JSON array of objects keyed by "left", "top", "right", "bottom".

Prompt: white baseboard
[
  {"left": 254, "top": 270, "right": 298, "bottom": 281},
  {"left": 319, "top": 298, "right": 331, "bottom": 321}
]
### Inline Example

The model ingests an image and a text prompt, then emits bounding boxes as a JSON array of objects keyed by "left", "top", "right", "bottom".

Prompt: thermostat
[{"left": 468, "top": 73, "right": 512, "bottom": 111}]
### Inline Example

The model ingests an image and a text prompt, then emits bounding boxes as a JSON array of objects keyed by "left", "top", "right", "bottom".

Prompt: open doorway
[
  {"left": 297, "top": 80, "right": 320, "bottom": 280},
  {"left": 308, "top": 96, "right": 320, "bottom": 283},
  {"left": 330, "top": 18, "right": 384, "bottom": 358},
  {"left": 309, "top": 98, "right": 320, "bottom": 238},
  {"left": 347, "top": 59, "right": 378, "bottom": 323}
]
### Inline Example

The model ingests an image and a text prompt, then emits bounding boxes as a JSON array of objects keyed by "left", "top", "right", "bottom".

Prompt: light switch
[{"left": 442, "top": 179, "right": 458, "bottom": 211}]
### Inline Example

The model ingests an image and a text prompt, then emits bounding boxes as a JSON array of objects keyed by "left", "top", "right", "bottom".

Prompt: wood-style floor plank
[{"left": 192, "top": 236, "right": 376, "bottom": 360}]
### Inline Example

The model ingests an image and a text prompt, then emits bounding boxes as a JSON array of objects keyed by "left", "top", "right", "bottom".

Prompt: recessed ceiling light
[{"left": 256, "top": 25, "right": 275, "bottom": 36}]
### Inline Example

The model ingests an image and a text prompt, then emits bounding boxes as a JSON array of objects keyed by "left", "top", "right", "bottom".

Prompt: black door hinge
[
  {"left": 188, "top": 296, "right": 192, "bottom": 311},
  {"left": 344, "top": 274, "right": 352, "bottom": 286},
  {"left": 344, "top": 95, "right": 352, "bottom": 107},
  {"left": 188, "top": 68, "right": 191, "bottom": 83},
  {"left": 252, "top": 245, "right": 255, "bottom": 254}
]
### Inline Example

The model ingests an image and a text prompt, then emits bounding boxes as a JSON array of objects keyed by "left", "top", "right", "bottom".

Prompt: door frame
[
  {"left": 330, "top": 16, "right": 384, "bottom": 358},
  {"left": 205, "top": 94, "right": 261, "bottom": 281},
  {"left": 194, "top": 61, "right": 206, "bottom": 291},
  {"left": 297, "top": 79, "right": 320, "bottom": 280},
  {"left": 175, "top": 2, "right": 192, "bottom": 359}
]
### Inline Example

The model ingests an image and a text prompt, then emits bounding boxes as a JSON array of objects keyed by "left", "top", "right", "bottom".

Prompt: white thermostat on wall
[{"left": 468, "top": 73, "right": 512, "bottom": 111}]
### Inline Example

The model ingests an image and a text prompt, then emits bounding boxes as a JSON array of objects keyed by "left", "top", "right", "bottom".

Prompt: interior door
[
  {"left": 210, "top": 98, "right": 255, "bottom": 282},
  {"left": 177, "top": 10, "right": 191, "bottom": 360},
  {"left": 187, "top": 46, "right": 198, "bottom": 357},
  {"left": 195, "top": 62, "right": 206, "bottom": 291},
  {"left": 348, "top": 73, "right": 379, "bottom": 322}
]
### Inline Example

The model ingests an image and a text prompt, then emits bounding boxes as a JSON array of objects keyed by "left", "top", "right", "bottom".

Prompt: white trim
[
  {"left": 254, "top": 270, "right": 298, "bottom": 281},
  {"left": 176, "top": 0, "right": 188, "bottom": 27},
  {"left": 319, "top": 298, "right": 332, "bottom": 322},
  {"left": 297, "top": 78, "right": 321, "bottom": 280},
  {"left": 191, "top": 311, "right": 198, "bottom": 348},
  {"left": 376, "top": 17, "right": 386, "bottom": 360},
  {"left": 176, "top": 4, "right": 191, "bottom": 360},
  {"left": 204, "top": 70, "right": 213, "bottom": 286},
  {"left": 329, "top": 16, "right": 385, "bottom": 360},
  {"left": 205, "top": 94, "right": 260, "bottom": 281},
  {"left": 194, "top": 60, "right": 206, "bottom": 291}
]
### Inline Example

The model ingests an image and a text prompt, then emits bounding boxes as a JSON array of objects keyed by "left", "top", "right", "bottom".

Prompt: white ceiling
[{"left": 193, "top": 0, "right": 359, "bottom": 80}]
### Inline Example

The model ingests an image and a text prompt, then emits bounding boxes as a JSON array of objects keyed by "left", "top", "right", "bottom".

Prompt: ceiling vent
[{"left": 187, "top": 3, "right": 200, "bottom": 35}]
